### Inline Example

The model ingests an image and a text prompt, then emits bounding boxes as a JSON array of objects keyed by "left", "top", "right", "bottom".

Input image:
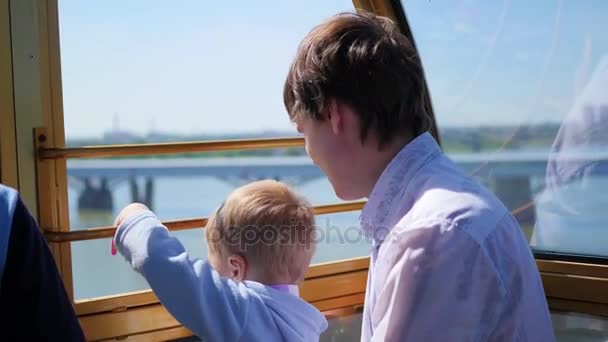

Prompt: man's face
[
  {"left": 294, "top": 111, "right": 361, "bottom": 200},
  {"left": 294, "top": 115, "right": 327, "bottom": 169}
]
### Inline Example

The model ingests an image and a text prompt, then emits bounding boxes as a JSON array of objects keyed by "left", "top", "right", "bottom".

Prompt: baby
[{"left": 113, "top": 180, "right": 327, "bottom": 341}]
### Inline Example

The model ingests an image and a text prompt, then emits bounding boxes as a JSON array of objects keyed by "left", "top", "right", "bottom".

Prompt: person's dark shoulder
[
  {"left": 0, "top": 184, "right": 19, "bottom": 223},
  {"left": 0, "top": 184, "right": 86, "bottom": 341},
  {"left": 0, "top": 184, "right": 19, "bottom": 281}
]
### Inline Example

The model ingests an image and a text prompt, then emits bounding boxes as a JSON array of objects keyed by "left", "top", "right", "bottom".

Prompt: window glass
[
  {"left": 67, "top": 151, "right": 368, "bottom": 299},
  {"left": 66, "top": 148, "right": 355, "bottom": 229},
  {"left": 58, "top": 0, "right": 353, "bottom": 144},
  {"left": 551, "top": 311, "right": 608, "bottom": 341},
  {"left": 72, "top": 211, "right": 366, "bottom": 300},
  {"left": 321, "top": 310, "right": 364, "bottom": 342},
  {"left": 404, "top": 0, "right": 608, "bottom": 257},
  {"left": 58, "top": 0, "right": 373, "bottom": 299},
  {"left": 72, "top": 230, "right": 206, "bottom": 299}
]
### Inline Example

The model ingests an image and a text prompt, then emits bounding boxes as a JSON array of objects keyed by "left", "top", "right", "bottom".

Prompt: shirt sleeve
[
  {"left": 369, "top": 224, "right": 505, "bottom": 341},
  {"left": 114, "top": 211, "right": 251, "bottom": 341}
]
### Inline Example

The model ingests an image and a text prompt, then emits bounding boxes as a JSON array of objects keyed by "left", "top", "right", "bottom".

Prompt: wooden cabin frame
[{"left": 1, "top": 0, "right": 607, "bottom": 340}]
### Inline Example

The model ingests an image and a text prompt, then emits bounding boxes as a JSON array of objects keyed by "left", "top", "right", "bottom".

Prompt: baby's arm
[{"left": 113, "top": 204, "right": 250, "bottom": 340}]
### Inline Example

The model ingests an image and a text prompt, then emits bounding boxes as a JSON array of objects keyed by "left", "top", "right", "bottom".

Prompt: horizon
[{"left": 66, "top": 119, "right": 565, "bottom": 141}]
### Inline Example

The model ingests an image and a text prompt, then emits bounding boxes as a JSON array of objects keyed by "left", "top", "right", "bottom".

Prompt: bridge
[{"left": 67, "top": 151, "right": 608, "bottom": 224}]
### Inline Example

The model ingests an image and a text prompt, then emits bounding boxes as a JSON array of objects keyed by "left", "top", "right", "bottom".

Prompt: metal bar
[
  {"left": 39, "top": 136, "right": 305, "bottom": 160},
  {"left": 45, "top": 201, "right": 366, "bottom": 243}
]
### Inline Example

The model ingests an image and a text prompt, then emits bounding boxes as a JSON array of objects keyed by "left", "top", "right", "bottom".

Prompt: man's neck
[{"left": 361, "top": 135, "right": 413, "bottom": 198}]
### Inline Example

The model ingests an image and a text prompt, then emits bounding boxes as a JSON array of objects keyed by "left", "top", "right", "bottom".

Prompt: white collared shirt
[{"left": 360, "top": 132, "right": 555, "bottom": 341}]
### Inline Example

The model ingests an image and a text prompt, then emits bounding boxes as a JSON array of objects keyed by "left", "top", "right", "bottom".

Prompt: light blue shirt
[
  {"left": 359, "top": 132, "right": 555, "bottom": 341},
  {"left": 114, "top": 211, "right": 327, "bottom": 341},
  {"left": 0, "top": 185, "right": 18, "bottom": 284}
]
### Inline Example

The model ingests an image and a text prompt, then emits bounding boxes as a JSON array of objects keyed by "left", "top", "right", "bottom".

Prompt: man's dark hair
[{"left": 283, "top": 11, "right": 431, "bottom": 147}]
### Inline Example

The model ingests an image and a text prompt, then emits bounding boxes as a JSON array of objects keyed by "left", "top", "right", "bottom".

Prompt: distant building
[{"left": 102, "top": 113, "right": 140, "bottom": 144}]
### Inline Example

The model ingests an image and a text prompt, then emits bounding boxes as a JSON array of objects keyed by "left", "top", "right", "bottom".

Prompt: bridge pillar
[
  {"left": 77, "top": 177, "right": 114, "bottom": 212},
  {"left": 129, "top": 176, "right": 155, "bottom": 210}
]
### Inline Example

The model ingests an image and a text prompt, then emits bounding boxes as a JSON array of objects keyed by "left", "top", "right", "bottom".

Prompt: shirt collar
[
  {"left": 267, "top": 284, "right": 300, "bottom": 296},
  {"left": 359, "top": 132, "right": 441, "bottom": 243}
]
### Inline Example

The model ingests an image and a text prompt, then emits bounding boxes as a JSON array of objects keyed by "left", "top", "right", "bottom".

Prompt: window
[
  {"left": 321, "top": 309, "right": 364, "bottom": 341},
  {"left": 71, "top": 207, "right": 366, "bottom": 300},
  {"left": 55, "top": 0, "right": 374, "bottom": 300},
  {"left": 58, "top": 0, "right": 354, "bottom": 144},
  {"left": 404, "top": 0, "right": 608, "bottom": 258},
  {"left": 552, "top": 311, "right": 608, "bottom": 341},
  {"left": 5, "top": 0, "right": 378, "bottom": 336},
  {"left": 7, "top": 0, "right": 606, "bottom": 339}
]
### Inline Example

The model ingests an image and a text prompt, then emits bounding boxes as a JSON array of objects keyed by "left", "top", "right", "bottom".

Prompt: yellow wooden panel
[
  {"left": 79, "top": 304, "right": 181, "bottom": 341},
  {"left": 98, "top": 327, "right": 193, "bottom": 342},
  {"left": 76, "top": 257, "right": 370, "bottom": 316},
  {"left": 77, "top": 266, "right": 368, "bottom": 339},
  {"left": 41, "top": 0, "right": 75, "bottom": 299},
  {"left": 541, "top": 272, "right": 608, "bottom": 305},
  {"left": 0, "top": 0, "right": 18, "bottom": 189},
  {"left": 76, "top": 290, "right": 159, "bottom": 316},
  {"left": 313, "top": 292, "right": 365, "bottom": 313},
  {"left": 351, "top": 0, "right": 374, "bottom": 13},
  {"left": 93, "top": 296, "right": 367, "bottom": 342},
  {"left": 537, "top": 259, "right": 608, "bottom": 279},
  {"left": 306, "top": 256, "right": 369, "bottom": 279},
  {"left": 301, "top": 270, "right": 368, "bottom": 302},
  {"left": 80, "top": 291, "right": 367, "bottom": 341},
  {"left": 10, "top": 0, "right": 76, "bottom": 299},
  {"left": 548, "top": 298, "right": 608, "bottom": 317},
  {"left": 322, "top": 306, "right": 362, "bottom": 319},
  {"left": 10, "top": 0, "right": 44, "bottom": 214},
  {"left": 41, "top": 137, "right": 305, "bottom": 160}
]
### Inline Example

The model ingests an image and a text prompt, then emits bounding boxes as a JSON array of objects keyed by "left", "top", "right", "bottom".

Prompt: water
[
  {"left": 69, "top": 176, "right": 370, "bottom": 300},
  {"left": 68, "top": 154, "right": 608, "bottom": 300}
]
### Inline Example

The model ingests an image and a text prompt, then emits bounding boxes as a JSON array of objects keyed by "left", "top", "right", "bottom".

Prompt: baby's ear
[{"left": 228, "top": 254, "right": 247, "bottom": 282}]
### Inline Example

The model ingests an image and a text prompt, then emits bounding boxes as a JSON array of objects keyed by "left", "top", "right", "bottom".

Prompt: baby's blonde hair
[{"left": 205, "top": 180, "right": 316, "bottom": 283}]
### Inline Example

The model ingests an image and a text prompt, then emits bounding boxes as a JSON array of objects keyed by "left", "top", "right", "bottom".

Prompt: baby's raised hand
[
  {"left": 114, "top": 203, "right": 150, "bottom": 227},
  {"left": 112, "top": 203, "right": 149, "bottom": 256}
]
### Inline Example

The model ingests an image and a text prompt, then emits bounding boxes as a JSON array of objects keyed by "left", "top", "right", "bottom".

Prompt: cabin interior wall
[
  {"left": 0, "top": 0, "right": 18, "bottom": 189},
  {"left": 8, "top": 0, "right": 74, "bottom": 299},
  {"left": 9, "top": 0, "right": 44, "bottom": 215}
]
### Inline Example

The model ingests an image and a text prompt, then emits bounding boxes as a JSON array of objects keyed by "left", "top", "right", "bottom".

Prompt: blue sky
[{"left": 58, "top": 0, "right": 607, "bottom": 138}]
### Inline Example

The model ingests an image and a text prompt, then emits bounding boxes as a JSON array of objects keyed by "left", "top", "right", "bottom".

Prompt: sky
[{"left": 57, "top": 0, "right": 608, "bottom": 139}]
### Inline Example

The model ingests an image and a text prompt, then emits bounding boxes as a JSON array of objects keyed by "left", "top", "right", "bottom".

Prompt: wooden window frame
[
  {"left": 0, "top": 0, "right": 18, "bottom": 189},
  {"left": 2, "top": 0, "right": 606, "bottom": 339}
]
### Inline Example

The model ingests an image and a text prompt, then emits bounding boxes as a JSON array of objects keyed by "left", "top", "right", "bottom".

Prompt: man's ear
[
  {"left": 327, "top": 98, "right": 344, "bottom": 135},
  {"left": 227, "top": 254, "right": 247, "bottom": 282}
]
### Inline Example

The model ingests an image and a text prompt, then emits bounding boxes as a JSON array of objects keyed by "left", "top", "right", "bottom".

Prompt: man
[
  {"left": 283, "top": 12, "right": 554, "bottom": 341},
  {"left": 0, "top": 184, "right": 85, "bottom": 341}
]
